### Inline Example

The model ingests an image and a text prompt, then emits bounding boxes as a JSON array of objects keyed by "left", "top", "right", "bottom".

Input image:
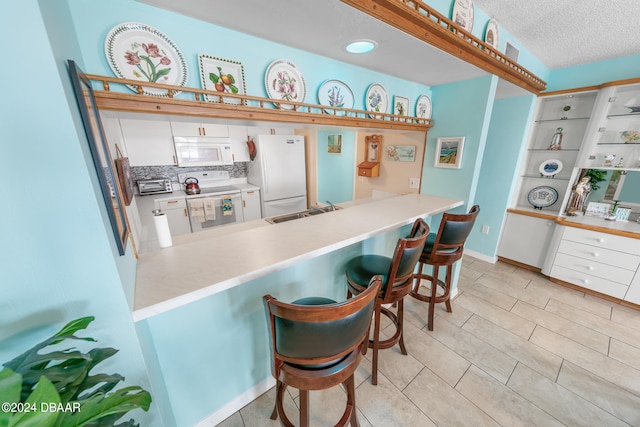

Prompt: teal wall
[
  {"left": 1, "top": 0, "right": 155, "bottom": 425},
  {"left": 317, "top": 130, "right": 356, "bottom": 203},
  {"left": 547, "top": 54, "right": 640, "bottom": 92},
  {"left": 466, "top": 95, "right": 537, "bottom": 255},
  {"left": 619, "top": 171, "right": 640, "bottom": 203}
]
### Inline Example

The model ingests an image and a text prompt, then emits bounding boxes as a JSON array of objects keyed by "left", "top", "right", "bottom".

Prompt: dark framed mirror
[{"left": 68, "top": 60, "right": 128, "bottom": 255}]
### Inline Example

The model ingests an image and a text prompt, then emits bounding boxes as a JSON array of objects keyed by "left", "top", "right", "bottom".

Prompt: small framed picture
[
  {"left": 386, "top": 145, "right": 416, "bottom": 162},
  {"left": 394, "top": 95, "right": 409, "bottom": 117},
  {"left": 327, "top": 134, "right": 342, "bottom": 154},
  {"left": 198, "top": 54, "right": 246, "bottom": 104},
  {"left": 435, "top": 137, "right": 465, "bottom": 169}
]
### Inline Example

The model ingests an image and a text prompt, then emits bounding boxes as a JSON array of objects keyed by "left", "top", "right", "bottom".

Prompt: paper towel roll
[{"left": 153, "top": 213, "right": 173, "bottom": 248}]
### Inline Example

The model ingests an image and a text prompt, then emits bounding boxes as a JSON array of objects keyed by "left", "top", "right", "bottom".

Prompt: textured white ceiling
[{"left": 473, "top": 0, "right": 640, "bottom": 69}]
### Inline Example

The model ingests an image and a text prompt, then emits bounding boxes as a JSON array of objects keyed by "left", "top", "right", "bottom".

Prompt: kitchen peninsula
[{"left": 133, "top": 193, "right": 463, "bottom": 320}]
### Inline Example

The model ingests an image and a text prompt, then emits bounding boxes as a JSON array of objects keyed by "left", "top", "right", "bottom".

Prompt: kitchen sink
[{"left": 266, "top": 205, "right": 342, "bottom": 224}]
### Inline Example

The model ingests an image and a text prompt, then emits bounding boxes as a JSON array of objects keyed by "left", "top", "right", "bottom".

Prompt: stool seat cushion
[{"left": 345, "top": 255, "right": 391, "bottom": 289}]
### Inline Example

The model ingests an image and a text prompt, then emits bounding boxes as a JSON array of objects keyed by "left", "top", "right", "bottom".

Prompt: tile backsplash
[{"left": 131, "top": 163, "right": 249, "bottom": 184}]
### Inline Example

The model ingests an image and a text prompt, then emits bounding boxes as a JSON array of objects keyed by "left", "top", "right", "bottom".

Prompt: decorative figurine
[
  {"left": 603, "top": 154, "right": 616, "bottom": 167},
  {"left": 566, "top": 176, "right": 591, "bottom": 216},
  {"left": 548, "top": 127, "right": 563, "bottom": 150},
  {"left": 615, "top": 157, "right": 624, "bottom": 168}
]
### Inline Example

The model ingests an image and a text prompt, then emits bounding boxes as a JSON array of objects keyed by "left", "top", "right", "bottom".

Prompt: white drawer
[
  {"left": 156, "top": 198, "right": 186, "bottom": 210},
  {"left": 557, "top": 239, "right": 640, "bottom": 271},
  {"left": 554, "top": 252, "right": 635, "bottom": 285},
  {"left": 550, "top": 265, "right": 629, "bottom": 299},
  {"left": 562, "top": 227, "right": 640, "bottom": 256}
]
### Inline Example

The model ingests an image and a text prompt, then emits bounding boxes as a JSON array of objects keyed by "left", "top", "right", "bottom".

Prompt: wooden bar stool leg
[
  {"left": 398, "top": 298, "right": 407, "bottom": 355},
  {"left": 272, "top": 380, "right": 283, "bottom": 420},
  {"left": 345, "top": 375, "right": 359, "bottom": 427},
  {"left": 371, "top": 303, "right": 382, "bottom": 385},
  {"left": 444, "top": 265, "right": 453, "bottom": 313},
  {"left": 428, "top": 265, "right": 439, "bottom": 331},
  {"left": 299, "top": 389, "right": 309, "bottom": 427}
]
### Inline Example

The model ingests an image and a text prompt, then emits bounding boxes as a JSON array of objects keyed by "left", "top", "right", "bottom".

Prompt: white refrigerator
[{"left": 247, "top": 134, "right": 307, "bottom": 217}]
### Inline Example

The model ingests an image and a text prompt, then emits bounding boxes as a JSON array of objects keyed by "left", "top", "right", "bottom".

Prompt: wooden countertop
[{"left": 133, "top": 194, "right": 462, "bottom": 320}]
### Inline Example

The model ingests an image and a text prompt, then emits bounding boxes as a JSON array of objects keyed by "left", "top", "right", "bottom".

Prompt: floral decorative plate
[
  {"left": 105, "top": 22, "right": 188, "bottom": 97},
  {"left": 485, "top": 18, "right": 499, "bottom": 50},
  {"left": 619, "top": 130, "right": 640, "bottom": 143},
  {"left": 415, "top": 95, "right": 432, "bottom": 119},
  {"left": 318, "top": 80, "right": 354, "bottom": 114},
  {"left": 539, "top": 159, "right": 563, "bottom": 177},
  {"left": 528, "top": 186, "right": 558, "bottom": 209},
  {"left": 264, "top": 59, "right": 306, "bottom": 109},
  {"left": 365, "top": 83, "right": 388, "bottom": 118}
]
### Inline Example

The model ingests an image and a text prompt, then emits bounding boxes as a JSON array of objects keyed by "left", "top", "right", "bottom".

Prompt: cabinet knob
[
  {"left": 587, "top": 266, "right": 595, "bottom": 271},
  {"left": 592, "top": 252, "right": 599, "bottom": 257},
  {"left": 597, "top": 238, "right": 605, "bottom": 243},
  {"left": 582, "top": 279, "right": 590, "bottom": 284}
]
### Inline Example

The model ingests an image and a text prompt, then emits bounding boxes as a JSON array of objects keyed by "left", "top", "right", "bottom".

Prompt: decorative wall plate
[
  {"left": 485, "top": 18, "right": 499, "bottom": 50},
  {"left": 452, "top": 0, "right": 474, "bottom": 32},
  {"left": 539, "top": 159, "right": 563, "bottom": 177},
  {"left": 264, "top": 59, "right": 306, "bottom": 109},
  {"left": 105, "top": 22, "right": 188, "bottom": 97},
  {"left": 365, "top": 83, "right": 388, "bottom": 118},
  {"left": 317, "top": 79, "right": 354, "bottom": 113},
  {"left": 198, "top": 54, "right": 246, "bottom": 104},
  {"left": 619, "top": 130, "right": 640, "bottom": 143},
  {"left": 415, "top": 95, "right": 432, "bottom": 119},
  {"left": 528, "top": 186, "right": 558, "bottom": 209}
]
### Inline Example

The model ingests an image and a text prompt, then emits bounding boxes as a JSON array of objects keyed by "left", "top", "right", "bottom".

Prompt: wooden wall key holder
[{"left": 358, "top": 135, "right": 382, "bottom": 177}]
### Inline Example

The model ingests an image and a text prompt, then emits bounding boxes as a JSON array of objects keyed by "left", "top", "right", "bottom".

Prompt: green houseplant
[{"left": 0, "top": 316, "right": 151, "bottom": 427}]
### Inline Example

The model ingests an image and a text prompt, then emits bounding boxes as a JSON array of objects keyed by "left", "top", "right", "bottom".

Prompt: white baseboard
[
  {"left": 194, "top": 377, "right": 276, "bottom": 426},
  {"left": 464, "top": 248, "right": 497, "bottom": 264}
]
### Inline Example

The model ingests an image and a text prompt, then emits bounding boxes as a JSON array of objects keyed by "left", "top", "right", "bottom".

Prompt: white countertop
[
  {"left": 133, "top": 193, "right": 462, "bottom": 320},
  {"left": 560, "top": 213, "right": 640, "bottom": 236}
]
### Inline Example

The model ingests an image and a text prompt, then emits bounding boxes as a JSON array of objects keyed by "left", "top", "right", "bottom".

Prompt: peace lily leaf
[
  {"left": 55, "top": 387, "right": 151, "bottom": 427},
  {"left": 9, "top": 376, "right": 60, "bottom": 427},
  {"left": 209, "top": 73, "right": 219, "bottom": 84},
  {"left": 0, "top": 369, "right": 22, "bottom": 427}
]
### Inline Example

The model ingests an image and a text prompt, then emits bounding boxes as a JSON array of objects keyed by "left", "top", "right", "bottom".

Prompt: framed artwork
[
  {"left": 435, "top": 136, "right": 465, "bottom": 169},
  {"left": 386, "top": 145, "right": 416, "bottom": 162},
  {"left": 198, "top": 54, "right": 246, "bottom": 104},
  {"left": 394, "top": 95, "right": 409, "bottom": 117},
  {"left": 327, "top": 134, "right": 342, "bottom": 154},
  {"left": 68, "top": 60, "right": 129, "bottom": 255}
]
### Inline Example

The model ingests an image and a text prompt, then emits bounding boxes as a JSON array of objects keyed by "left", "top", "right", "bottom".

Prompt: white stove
[{"left": 177, "top": 171, "right": 243, "bottom": 232}]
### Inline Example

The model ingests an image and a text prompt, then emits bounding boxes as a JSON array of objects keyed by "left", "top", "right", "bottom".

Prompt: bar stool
[
  {"left": 263, "top": 276, "right": 382, "bottom": 427},
  {"left": 345, "top": 218, "right": 429, "bottom": 385},
  {"left": 410, "top": 205, "right": 480, "bottom": 331}
]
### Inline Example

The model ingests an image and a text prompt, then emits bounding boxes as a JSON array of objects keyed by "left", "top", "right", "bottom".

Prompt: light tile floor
[{"left": 217, "top": 257, "right": 640, "bottom": 426}]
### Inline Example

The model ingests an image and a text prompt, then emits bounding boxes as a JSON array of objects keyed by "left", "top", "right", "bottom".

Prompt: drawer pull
[{"left": 168, "top": 200, "right": 178, "bottom": 204}]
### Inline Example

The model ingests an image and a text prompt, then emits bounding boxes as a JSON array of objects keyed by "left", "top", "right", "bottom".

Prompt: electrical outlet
[
  {"left": 409, "top": 178, "right": 420, "bottom": 189},
  {"left": 481, "top": 225, "right": 490, "bottom": 234}
]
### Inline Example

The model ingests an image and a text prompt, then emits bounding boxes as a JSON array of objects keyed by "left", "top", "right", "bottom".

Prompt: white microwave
[{"left": 173, "top": 137, "right": 234, "bottom": 167}]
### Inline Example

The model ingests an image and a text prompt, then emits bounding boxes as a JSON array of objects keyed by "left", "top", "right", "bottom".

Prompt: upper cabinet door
[
  {"left": 170, "top": 121, "right": 229, "bottom": 137},
  {"left": 228, "top": 125, "right": 249, "bottom": 162},
  {"left": 119, "top": 119, "right": 176, "bottom": 166}
]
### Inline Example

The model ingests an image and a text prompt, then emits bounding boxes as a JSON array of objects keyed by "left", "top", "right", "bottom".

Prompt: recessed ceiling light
[{"left": 345, "top": 40, "right": 377, "bottom": 54}]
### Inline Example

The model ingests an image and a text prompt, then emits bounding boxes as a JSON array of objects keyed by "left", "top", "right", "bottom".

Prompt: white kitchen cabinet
[
  {"left": 228, "top": 125, "right": 250, "bottom": 162},
  {"left": 577, "top": 82, "right": 640, "bottom": 171},
  {"left": 497, "top": 212, "right": 555, "bottom": 268},
  {"left": 155, "top": 197, "right": 192, "bottom": 236},
  {"left": 170, "top": 121, "right": 229, "bottom": 137},
  {"left": 119, "top": 119, "right": 176, "bottom": 166},
  {"left": 548, "top": 226, "right": 640, "bottom": 299},
  {"left": 241, "top": 189, "right": 262, "bottom": 221}
]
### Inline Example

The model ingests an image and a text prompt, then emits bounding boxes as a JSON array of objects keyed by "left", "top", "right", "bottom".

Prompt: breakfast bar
[
  {"left": 133, "top": 193, "right": 463, "bottom": 320},
  {"left": 132, "top": 193, "right": 462, "bottom": 426}
]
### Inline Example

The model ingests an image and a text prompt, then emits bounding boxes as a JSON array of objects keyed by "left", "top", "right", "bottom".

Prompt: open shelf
[{"left": 88, "top": 74, "right": 433, "bottom": 132}]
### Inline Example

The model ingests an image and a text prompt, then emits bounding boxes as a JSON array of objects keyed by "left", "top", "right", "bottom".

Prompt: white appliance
[
  {"left": 247, "top": 134, "right": 307, "bottom": 217},
  {"left": 178, "top": 171, "right": 244, "bottom": 232},
  {"left": 173, "top": 137, "right": 234, "bottom": 167}
]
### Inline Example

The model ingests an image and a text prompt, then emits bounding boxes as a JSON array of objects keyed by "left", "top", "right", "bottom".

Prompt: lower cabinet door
[{"left": 497, "top": 213, "right": 555, "bottom": 268}]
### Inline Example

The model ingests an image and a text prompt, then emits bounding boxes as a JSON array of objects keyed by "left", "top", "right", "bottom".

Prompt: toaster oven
[{"left": 137, "top": 178, "right": 173, "bottom": 195}]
